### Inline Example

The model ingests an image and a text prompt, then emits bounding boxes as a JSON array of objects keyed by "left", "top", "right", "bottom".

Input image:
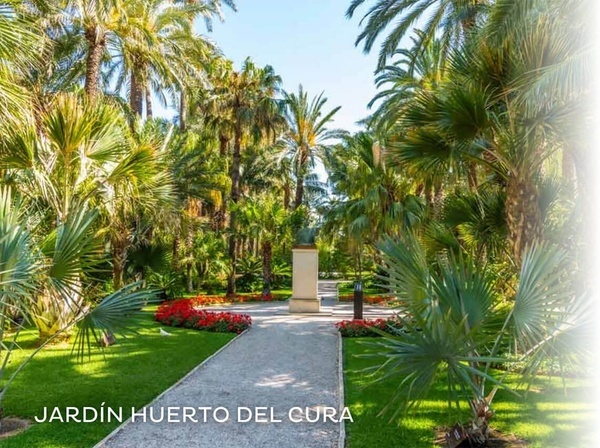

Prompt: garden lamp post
[{"left": 353, "top": 281, "right": 363, "bottom": 320}]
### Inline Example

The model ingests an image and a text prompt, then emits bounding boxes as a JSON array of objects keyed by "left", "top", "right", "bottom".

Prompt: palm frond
[{"left": 72, "top": 282, "right": 160, "bottom": 360}]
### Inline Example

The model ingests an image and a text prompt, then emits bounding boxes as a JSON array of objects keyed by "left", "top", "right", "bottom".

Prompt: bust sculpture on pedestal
[{"left": 289, "top": 228, "right": 320, "bottom": 313}]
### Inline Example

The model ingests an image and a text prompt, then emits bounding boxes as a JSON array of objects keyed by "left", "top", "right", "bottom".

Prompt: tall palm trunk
[
  {"left": 213, "top": 135, "right": 230, "bottom": 232},
  {"left": 226, "top": 122, "right": 242, "bottom": 297},
  {"left": 145, "top": 86, "right": 153, "bottom": 119},
  {"left": 130, "top": 69, "right": 144, "bottom": 118},
  {"left": 262, "top": 240, "right": 272, "bottom": 292},
  {"left": 466, "top": 163, "right": 478, "bottom": 191},
  {"left": 293, "top": 176, "right": 304, "bottom": 210},
  {"left": 186, "top": 264, "right": 193, "bottom": 293},
  {"left": 505, "top": 175, "right": 542, "bottom": 267},
  {"left": 283, "top": 184, "right": 291, "bottom": 210},
  {"left": 179, "top": 90, "right": 187, "bottom": 131},
  {"left": 185, "top": 226, "right": 194, "bottom": 293},
  {"left": 293, "top": 146, "right": 308, "bottom": 209},
  {"left": 84, "top": 26, "right": 106, "bottom": 101}
]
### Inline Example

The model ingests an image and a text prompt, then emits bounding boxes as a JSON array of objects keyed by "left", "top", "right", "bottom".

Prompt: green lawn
[
  {"left": 0, "top": 310, "right": 235, "bottom": 448},
  {"left": 343, "top": 338, "right": 595, "bottom": 448}
]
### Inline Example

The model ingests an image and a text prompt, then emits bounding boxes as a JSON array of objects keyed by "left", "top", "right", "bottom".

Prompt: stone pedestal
[{"left": 289, "top": 246, "right": 320, "bottom": 313}]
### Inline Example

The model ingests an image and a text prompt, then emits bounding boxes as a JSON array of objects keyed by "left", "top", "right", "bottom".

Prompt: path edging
[
  {"left": 93, "top": 328, "right": 250, "bottom": 448},
  {"left": 337, "top": 331, "right": 346, "bottom": 448}
]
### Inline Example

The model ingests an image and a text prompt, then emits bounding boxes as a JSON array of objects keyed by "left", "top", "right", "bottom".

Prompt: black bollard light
[{"left": 353, "top": 281, "right": 363, "bottom": 320}]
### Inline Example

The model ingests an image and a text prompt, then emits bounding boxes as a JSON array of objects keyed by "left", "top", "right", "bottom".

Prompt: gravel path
[{"left": 96, "top": 282, "right": 396, "bottom": 448}]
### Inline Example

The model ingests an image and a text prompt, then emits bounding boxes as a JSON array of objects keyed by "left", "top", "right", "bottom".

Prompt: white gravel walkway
[{"left": 95, "top": 282, "right": 396, "bottom": 448}]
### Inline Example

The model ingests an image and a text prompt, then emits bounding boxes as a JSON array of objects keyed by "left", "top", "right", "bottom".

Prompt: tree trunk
[
  {"left": 262, "top": 240, "right": 272, "bottom": 292},
  {"left": 172, "top": 233, "right": 180, "bottom": 268},
  {"left": 226, "top": 124, "right": 242, "bottom": 297},
  {"left": 179, "top": 90, "right": 187, "bottom": 131},
  {"left": 219, "top": 135, "right": 229, "bottom": 157},
  {"left": 283, "top": 184, "right": 290, "bottom": 210},
  {"left": 433, "top": 181, "right": 444, "bottom": 217},
  {"left": 466, "top": 163, "right": 478, "bottom": 191},
  {"left": 415, "top": 182, "right": 425, "bottom": 196},
  {"left": 112, "top": 242, "right": 127, "bottom": 291},
  {"left": 196, "top": 261, "right": 207, "bottom": 292},
  {"left": 424, "top": 182, "right": 434, "bottom": 209},
  {"left": 505, "top": 175, "right": 542, "bottom": 267},
  {"left": 84, "top": 26, "right": 106, "bottom": 101},
  {"left": 293, "top": 147, "right": 308, "bottom": 210},
  {"left": 145, "top": 86, "right": 153, "bottom": 119},
  {"left": 130, "top": 69, "right": 144, "bottom": 118},
  {"left": 186, "top": 263, "right": 193, "bottom": 293},
  {"left": 214, "top": 135, "right": 230, "bottom": 232},
  {"left": 293, "top": 176, "right": 304, "bottom": 210}
]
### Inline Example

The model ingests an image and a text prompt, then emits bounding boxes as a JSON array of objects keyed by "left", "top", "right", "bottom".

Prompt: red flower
[
  {"left": 155, "top": 299, "right": 252, "bottom": 333},
  {"left": 334, "top": 316, "right": 404, "bottom": 337}
]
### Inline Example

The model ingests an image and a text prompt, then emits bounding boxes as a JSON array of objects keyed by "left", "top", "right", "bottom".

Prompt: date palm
[
  {"left": 282, "top": 85, "right": 343, "bottom": 210},
  {"left": 346, "top": 0, "right": 489, "bottom": 69},
  {"left": 205, "top": 58, "right": 284, "bottom": 296},
  {"left": 109, "top": 0, "right": 220, "bottom": 118},
  {"left": 0, "top": 3, "right": 40, "bottom": 132},
  {"left": 367, "top": 32, "right": 446, "bottom": 137},
  {"left": 66, "top": 0, "right": 122, "bottom": 100}
]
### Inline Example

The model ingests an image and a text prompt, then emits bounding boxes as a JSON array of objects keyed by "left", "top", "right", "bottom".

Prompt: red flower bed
[
  {"left": 335, "top": 316, "right": 404, "bottom": 337},
  {"left": 155, "top": 299, "right": 251, "bottom": 334},
  {"left": 338, "top": 294, "right": 391, "bottom": 305}
]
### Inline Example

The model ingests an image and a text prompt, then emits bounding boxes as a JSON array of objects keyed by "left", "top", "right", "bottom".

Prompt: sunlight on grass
[
  {"left": 344, "top": 338, "right": 594, "bottom": 448},
  {"left": 0, "top": 310, "right": 235, "bottom": 448}
]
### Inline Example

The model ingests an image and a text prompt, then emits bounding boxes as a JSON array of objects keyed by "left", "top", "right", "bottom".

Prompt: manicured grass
[
  {"left": 0, "top": 309, "right": 235, "bottom": 448},
  {"left": 343, "top": 338, "right": 594, "bottom": 448}
]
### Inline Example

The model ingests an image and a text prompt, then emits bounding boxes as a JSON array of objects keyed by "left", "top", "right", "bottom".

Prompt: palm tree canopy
[{"left": 346, "top": 0, "right": 489, "bottom": 69}]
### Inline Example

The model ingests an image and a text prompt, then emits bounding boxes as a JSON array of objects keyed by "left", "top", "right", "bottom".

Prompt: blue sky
[
  {"left": 155, "top": 1, "right": 384, "bottom": 132},
  {"left": 206, "top": 1, "right": 379, "bottom": 132}
]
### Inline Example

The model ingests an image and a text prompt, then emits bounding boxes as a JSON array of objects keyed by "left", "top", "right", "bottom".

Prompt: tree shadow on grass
[
  {"left": 0, "top": 311, "right": 235, "bottom": 448},
  {"left": 343, "top": 339, "right": 594, "bottom": 448}
]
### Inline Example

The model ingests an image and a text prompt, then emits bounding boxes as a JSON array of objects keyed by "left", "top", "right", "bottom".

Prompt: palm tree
[
  {"left": 0, "top": 93, "right": 174, "bottom": 296},
  {"left": 173, "top": 0, "right": 237, "bottom": 129},
  {"left": 0, "top": 3, "right": 40, "bottom": 132},
  {"left": 0, "top": 186, "right": 159, "bottom": 407},
  {"left": 282, "top": 85, "right": 342, "bottom": 210},
  {"left": 104, "top": 127, "right": 175, "bottom": 289},
  {"left": 370, "top": 232, "right": 590, "bottom": 444},
  {"left": 484, "top": 0, "right": 595, "bottom": 197},
  {"left": 109, "top": 0, "right": 220, "bottom": 119},
  {"left": 366, "top": 32, "right": 446, "bottom": 138},
  {"left": 382, "top": 0, "right": 589, "bottom": 266},
  {"left": 237, "top": 195, "right": 290, "bottom": 294},
  {"left": 322, "top": 132, "right": 424, "bottom": 273},
  {"left": 205, "top": 58, "right": 284, "bottom": 296},
  {"left": 346, "top": 0, "right": 489, "bottom": 68},
  {"left": 66, "top": 0, "right": 122, "bottom": 101}
]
